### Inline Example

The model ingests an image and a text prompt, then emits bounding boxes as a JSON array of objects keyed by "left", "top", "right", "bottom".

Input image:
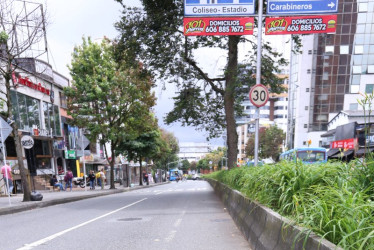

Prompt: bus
[{"left": 279, "top": 147, "right": 328, "bottom": 164}]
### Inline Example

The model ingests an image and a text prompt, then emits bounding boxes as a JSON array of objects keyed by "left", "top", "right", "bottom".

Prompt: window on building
[
  {"left": 307, "top": 69, "right": 311, "bottom": 74},
  {"left": 351, "top": 85, "right": 360, "bottom": 93},
  {"left": 340, "top": 45, "right": 349, "bottom": 54},
  {"left": 355, "top": 45, "right": 364, "bottom": 54},
  {"left": 306, "top": 88, "right": 310, "bottom": 92},
  {"left": 43, "top": 102, "right": 62, "bottom": 136},
  {"left": 303, "top": 141, "right": 307, "bottom": 145},
  {"left": 366, "top": 84, "right": 374, "bottom": 94},
  {"left": 308, "top": 50, "right": 312, "bottom": 55},
  {"left": 353, "top": 66, "right": 362, "bottom": 74},
  {"left": 349, "top": 103, "right": 358, "bottom": 110},
  {"left": 359, "top": 3, "right": 368, "bottom": 12},
  {"left": 304, "top": 124, "right": 308, "bottom": 128},
  {"left": 10, "top": 90, "right": 41, "bottom": 131},
  {"left": 325, "top": 46, "right": 334, "bottom": 54},
  {"left": 305, "top": 106, "right": 308, "bottom": 110},
  {"left": 368, "top": 65, "right": 374, "bottom": 74},
  {"left": 59, "top": 92, "right": 67, "bottom": 108}
]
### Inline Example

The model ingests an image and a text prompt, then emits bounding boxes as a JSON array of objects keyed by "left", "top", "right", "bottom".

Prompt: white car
[{"left": 192, "top": 173, "right": 201, "bottom": 180}]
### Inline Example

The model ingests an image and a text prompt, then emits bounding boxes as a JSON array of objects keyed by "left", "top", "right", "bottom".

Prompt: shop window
[
  {"left": 10, "top": 90, "right": 41, "bottom": 131},
  {"left": 325, "top": 46, "right": 334, "bottom": 54}
]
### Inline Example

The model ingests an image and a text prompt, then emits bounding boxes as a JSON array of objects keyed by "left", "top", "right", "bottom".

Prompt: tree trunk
[
  {"left": 225, "top": 36, "right": 240, "bottom": 169},
  {"left": 110, "top": 146, "right": 115, "bottom": 189},
  {"left": 4, "top": 75, "right": 31, "bottom": 201},
  {"left": 139, "top": 157, "right": 143, "bottom": 186}
]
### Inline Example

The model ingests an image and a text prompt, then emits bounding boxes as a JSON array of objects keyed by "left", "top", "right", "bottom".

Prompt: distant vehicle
[
  {"left": 280, "top": 147, "right": 327, "bottom": 164},
  {"left": 169, "top": 169, "right": 183, "bottom": 181},
  {"left": 192, "top": 173, "right": 201, "bottom": 180},
  {"left": 246, "top": 160, "right": 264, "bottom": 167}
]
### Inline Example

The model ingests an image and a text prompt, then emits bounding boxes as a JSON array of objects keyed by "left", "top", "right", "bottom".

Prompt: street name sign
[
  {"left": 184, "top": 0, "right": 255, "bottom": 16},
  {"left": 267, "top": 0, "right": 338, "bottom": 15},
  {"left": 249, "top": 84, "right": 269, "bottom": 108}
]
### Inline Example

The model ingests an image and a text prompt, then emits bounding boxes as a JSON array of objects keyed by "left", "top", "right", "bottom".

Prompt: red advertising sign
[
  {"left": 184, "top": 17, "right": 254, "bottom": 36},
  {"left": 330, "top": 138, "right": 357, "bottom": 150},
  {"left": 265, "top": 15, "right": 337, "bottom": 35}
]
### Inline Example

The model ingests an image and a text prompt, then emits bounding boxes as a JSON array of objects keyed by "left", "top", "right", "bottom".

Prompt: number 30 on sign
[{"left": 249, "top": 84, "right": 269, "bottom": 108}]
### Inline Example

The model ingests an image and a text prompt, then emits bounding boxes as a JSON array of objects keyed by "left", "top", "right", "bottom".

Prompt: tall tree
[
  {"left": 0, "top": 1, "right": 47, "bottom": 201},
  {"left": 65, "top": 37, "right": 156, "bottom": 189},
  {"left": 245, "top": 125, "right": 285, "bottom": 160},
  {"left": 117, "top": 118, "right": 162, "bottom": 186},
  {"left": 153, "top": 128, "right": 179, "bottom": 172},
  {"left": 114, "top": 0, "right": 288, "bottom": 169}
]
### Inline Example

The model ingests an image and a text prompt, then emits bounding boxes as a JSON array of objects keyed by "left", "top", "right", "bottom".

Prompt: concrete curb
[
  {"left": 0, "top": 182, "right": 168, "bottom": 216},
  {"left": 206, "top": 179, "right": 342, "bottom": 250}
]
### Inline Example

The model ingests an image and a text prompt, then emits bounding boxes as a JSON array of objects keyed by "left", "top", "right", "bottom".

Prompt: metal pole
[
  {"left": 254, "top": 0, "right": 263, "bottom": 166},
  {"left": 0, "top": 127, "right": 11, "bottom": 205},
  {"left": 81, "top": 129, "right": 87, "bottom": 192}
]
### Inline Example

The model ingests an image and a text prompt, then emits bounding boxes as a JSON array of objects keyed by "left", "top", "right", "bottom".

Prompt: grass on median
[{"left": 205, "top": 159, "right": 374, "bottom": 249}]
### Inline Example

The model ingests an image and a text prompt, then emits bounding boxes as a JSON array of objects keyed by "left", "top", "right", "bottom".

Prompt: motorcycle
[{"left": 73, "top": 176, "right": 90, "bottom": 188}]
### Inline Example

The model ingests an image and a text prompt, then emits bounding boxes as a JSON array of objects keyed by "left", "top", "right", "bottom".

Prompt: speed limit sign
[{"left": 249, "top": 84, "right": 269, "bottom": 108}]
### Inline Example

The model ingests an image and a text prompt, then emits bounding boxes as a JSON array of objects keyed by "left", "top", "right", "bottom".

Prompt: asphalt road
[{"left": 0, "top": 180, "right": 251, "bottom": 250}]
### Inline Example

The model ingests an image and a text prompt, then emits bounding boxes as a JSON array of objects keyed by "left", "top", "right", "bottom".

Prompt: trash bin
[{"left": 30, "top": 191, "right": 43, "bottom": 201}]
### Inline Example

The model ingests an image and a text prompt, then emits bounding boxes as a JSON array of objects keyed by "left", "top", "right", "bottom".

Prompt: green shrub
[{"left": 206, "top": 161, "right": 374, "bottom": 249}]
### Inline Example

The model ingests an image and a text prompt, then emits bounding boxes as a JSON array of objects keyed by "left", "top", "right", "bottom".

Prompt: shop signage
[
  {"left": 65, "top": 150, "right": 76, "bottom": 159},
  {"left": 184, "top": 17, "right": 254, "bottom": 36},
  {"left": 267, "top": 0, "right": 338, "bottom": 15},
  {"left": 13, "top": 74, "right": 50, "bottom": 95},
  {"left": 21, "top": 135, "right": 34, "bottom": 149},
  {"left": 330, "top": 138, "right": 357, "bottom": 150},
  {"left": 265, "top": 15, "right": 337, "bottom": 35},
  {"left": 184, "top": 0, "right": 255, "bottom": 16},
  {"left": 53, "top": 140, "right": 65, "bottom": 150}
]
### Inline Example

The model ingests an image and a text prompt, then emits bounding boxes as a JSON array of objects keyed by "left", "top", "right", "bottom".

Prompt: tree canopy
[
  {"left": 245, "top": 125, "right": 285, "bottom": 160},
  {"left": 114, "top": 0, "right": 288, "bottom": 169},
  {"left": 65, "top": 37, "right": 156, "bottom": 188}
]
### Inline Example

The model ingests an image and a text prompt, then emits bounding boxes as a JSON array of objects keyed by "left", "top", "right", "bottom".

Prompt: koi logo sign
[
  {"left": 266, "top": 19, "right": 287, "bottom": 34},
  {"left": 185, "top": 20, "right": 206, "bottom": 35}
]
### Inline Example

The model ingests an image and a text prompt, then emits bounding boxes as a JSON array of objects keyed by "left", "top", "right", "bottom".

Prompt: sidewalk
[{"left": 0, "top": 182, "right": 167, "bottom": 216}]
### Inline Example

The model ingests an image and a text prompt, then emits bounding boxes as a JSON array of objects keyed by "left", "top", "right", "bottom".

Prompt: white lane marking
[
  {"left": 155, "top": 192, "right": 164, "bottom": 195},
  {"left": 165, "top": 230, "right": 177, "bottom": 243},
  {"left": 18, "top": 198, "right": 147, "bottom": 250},
  {"left": 174, "top": 218, "right": 182, "bottom": 227}
]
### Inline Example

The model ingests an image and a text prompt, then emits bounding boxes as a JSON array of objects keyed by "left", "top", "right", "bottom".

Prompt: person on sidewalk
[
  {"left": 64, "top": 168, "right": 74, "bottom": 191},
  {"left": 100, "top": 169, "right": 106, "bottom": 190},
  {"left": 96, "top": 171, "right": 101, "bottom": 187},
  {"left": 88, "top": 170, "right": 96, "bottom": 190},
  {"left": 50, "top": 175, "right": 64, "bottom": 191},
  {"left": 1, "top": 162, "right": 13, "bottom": 195}
]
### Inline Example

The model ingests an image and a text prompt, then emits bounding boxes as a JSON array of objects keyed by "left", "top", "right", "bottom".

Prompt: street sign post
[
  {"left": 184, "top": 0, "right": 255, "bottom": 16},
  {"left": 267, "top": 0, "right": 338, "bottom": 15},
  {"left": 249, "top": 84, "right": 269, "bottom": 108}
]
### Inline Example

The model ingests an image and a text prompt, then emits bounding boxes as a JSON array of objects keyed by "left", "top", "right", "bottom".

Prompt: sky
[
  {"left": 32, "top": 0, "right": 289, "bottom": 148},
  {"left": 29, "top": 0, "right": 225, "bottom": 147}
]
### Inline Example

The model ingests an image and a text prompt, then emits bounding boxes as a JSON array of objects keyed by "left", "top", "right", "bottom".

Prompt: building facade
[{"left": 289, "top": 0, "right": 374, "bottom": 149}]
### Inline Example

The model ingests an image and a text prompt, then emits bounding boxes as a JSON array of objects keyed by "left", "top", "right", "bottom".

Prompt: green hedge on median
[{"left": 206, "top": 160, "right": 374, "bottom": 249}]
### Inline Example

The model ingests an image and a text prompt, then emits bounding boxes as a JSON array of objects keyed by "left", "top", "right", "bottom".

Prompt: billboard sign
[
  {"left": 184, "top": 0, "right": 255, "bottom": 16},
  {"left": 267, "top": 0, "right": 338, "bottom": 15},
  {"left": 184, "top": 17, "right": 254, "bottom": 36},
  {"left": 265, "top": 15, "right": 337, "bottom": 35},
  {"left": 330, "top": 138, "right": 357, "bottom": 150}
]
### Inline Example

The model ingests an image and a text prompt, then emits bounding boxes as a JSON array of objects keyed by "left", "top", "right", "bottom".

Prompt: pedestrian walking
[
  {"left": 142, "top": 170, "right": 149, "bottom": 185},
  {"left": 64, "top": 168, "right": 74, "bottom": 191},
  {"left": 96, "top": 171, "right": 101, "bottom": 187},
  {"left": 1, "top": 162, "right": 13, "bottom": 195},
  {"left": 50, "top": 175, "right": 64, "bottom": 191},
  {"left": 155, "top": 172, "right": 159, "bottom": 183},
  {"left": 100, "top": 169, "right": 106, "bottom": 189},
  {"left": 88, "top": 170, "right": 96, "bottom": 190}
]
